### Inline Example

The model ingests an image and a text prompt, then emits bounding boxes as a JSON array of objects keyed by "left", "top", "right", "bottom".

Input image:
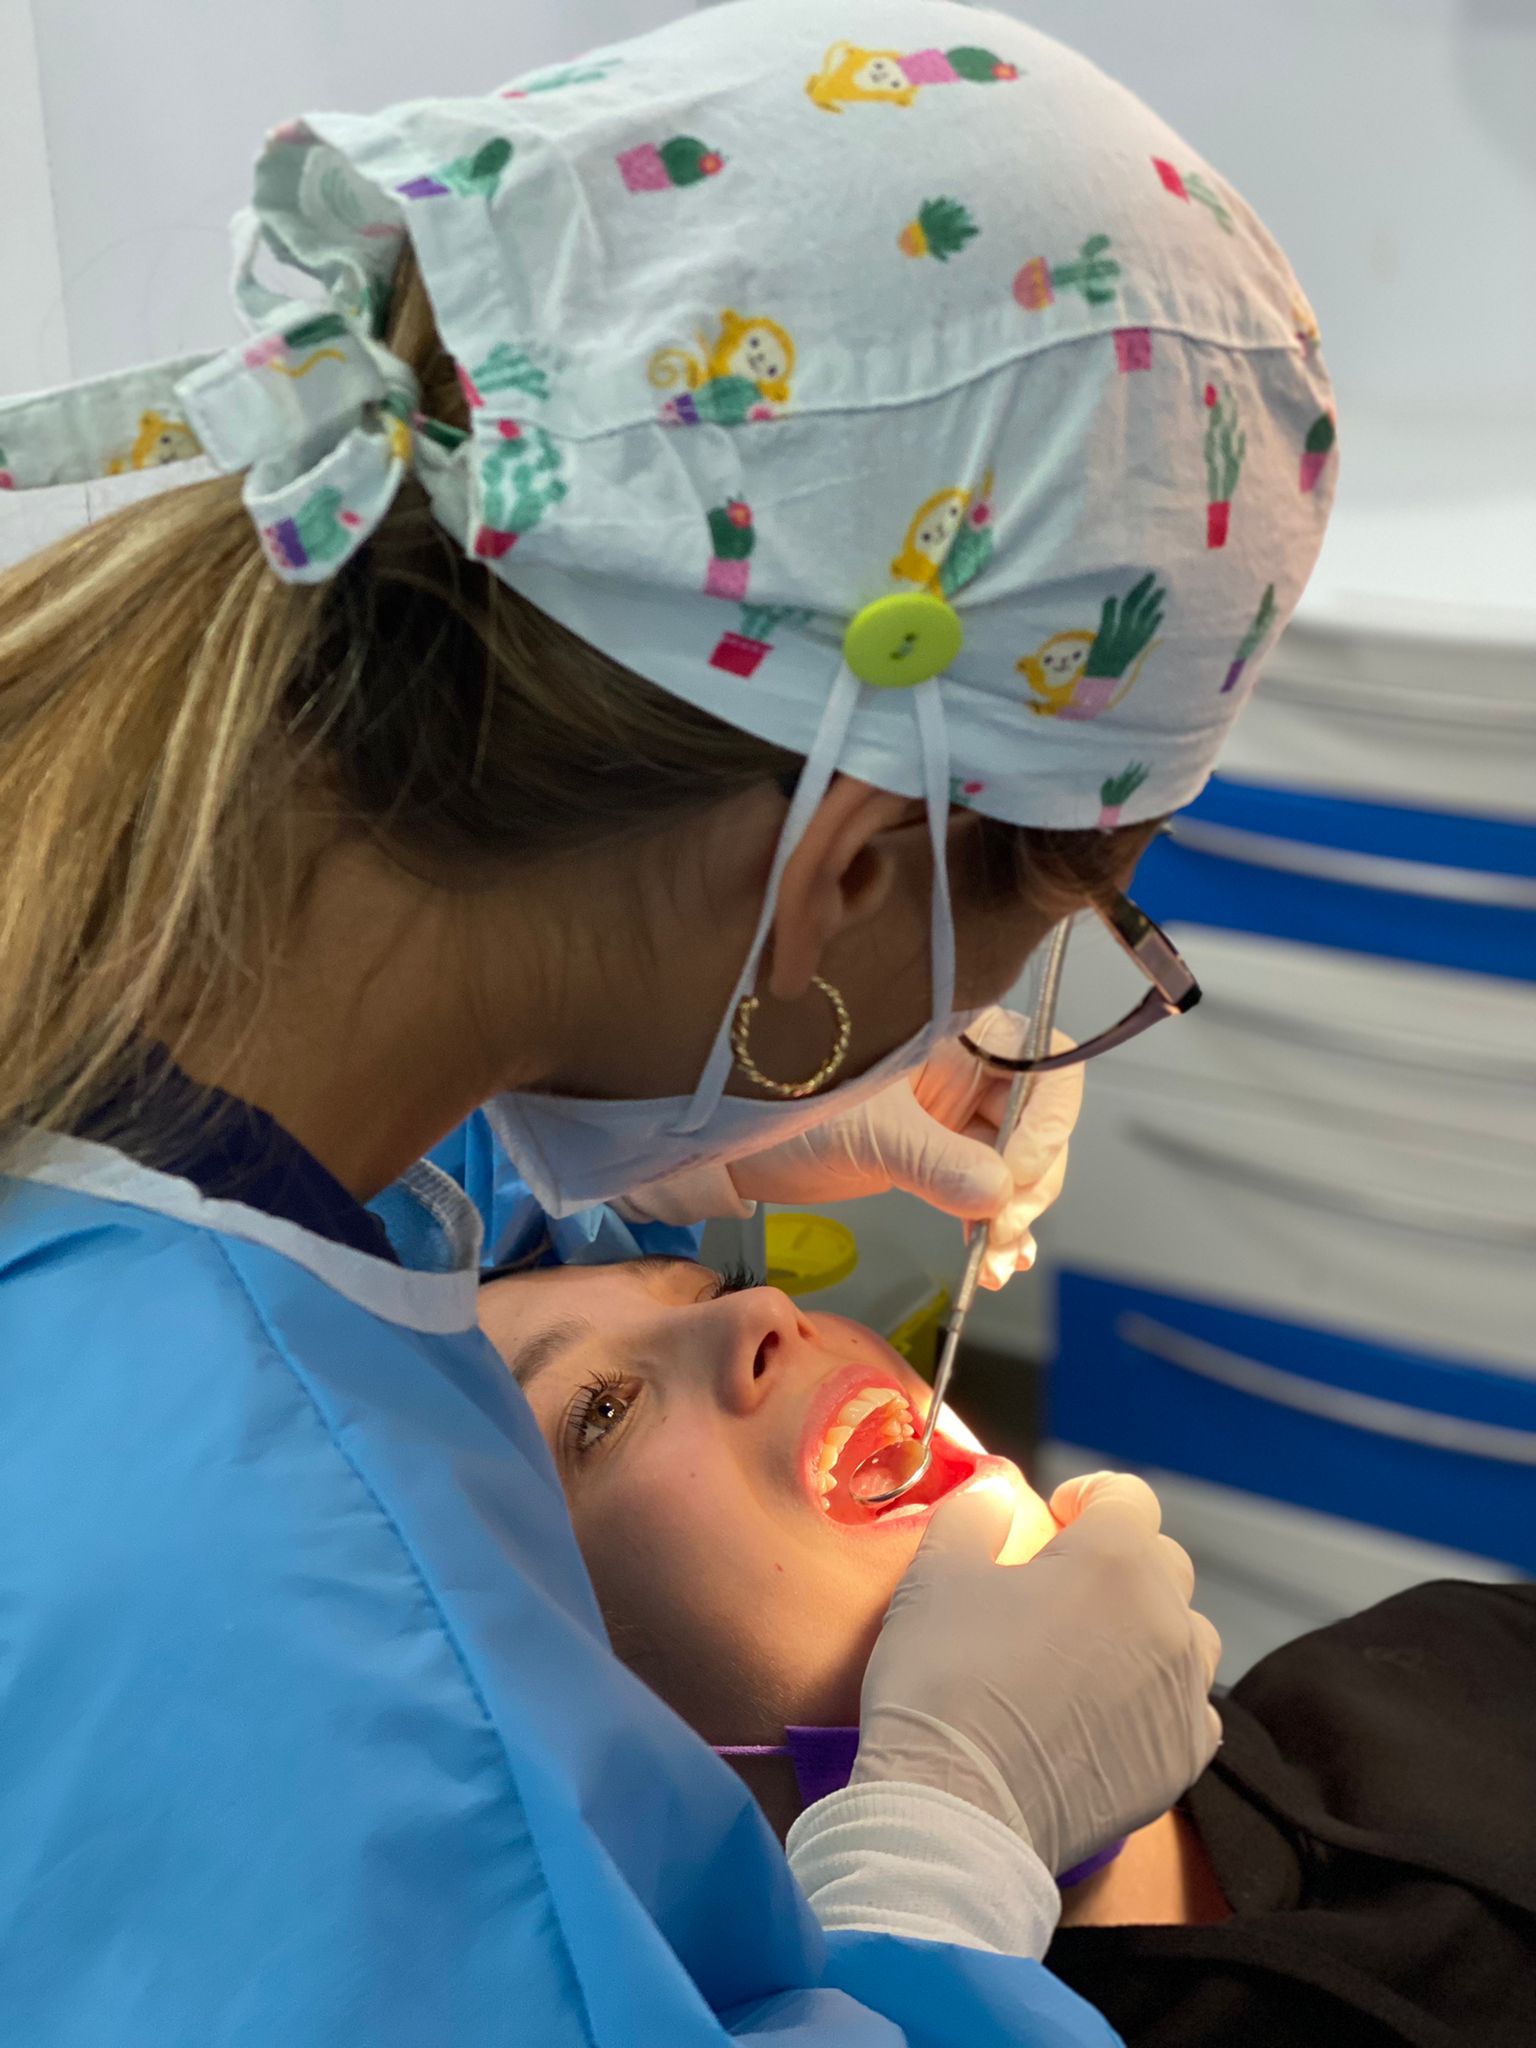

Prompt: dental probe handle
[
  {"left": 918, "top": 920, "right": 1073, "bottom": 1458},
  {"left": 920, "top": 1235, "right": 988, "bottom": 1454},
  {"left": 917, "top": 1071, "right": 1028, "bottom": 1455}
]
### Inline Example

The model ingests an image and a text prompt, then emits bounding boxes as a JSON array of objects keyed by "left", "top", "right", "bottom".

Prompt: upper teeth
[{"left": 815, "top": 1386, "right": 915, "bottom": 1496}]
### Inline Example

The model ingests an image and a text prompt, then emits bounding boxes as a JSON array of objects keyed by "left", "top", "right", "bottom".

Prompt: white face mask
[
  {"left": 484, "top": 666, "right": 963, "bottom": 1218},
  {"left": 485, "top": 992, "right": 980, "bottom": 1216}
]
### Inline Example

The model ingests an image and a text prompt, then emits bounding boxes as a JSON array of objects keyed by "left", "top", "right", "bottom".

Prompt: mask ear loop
[
  {"left": 913, "top": 677, "right": 957, "bottom": 1028},
  {"left": 676, "top": 659, "right": 864, "bottom": 1137}
]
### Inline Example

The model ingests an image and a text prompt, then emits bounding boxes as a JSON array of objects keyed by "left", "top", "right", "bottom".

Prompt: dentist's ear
[{"left": 766, "top": 776, "right": 921, "bottom": 1002}]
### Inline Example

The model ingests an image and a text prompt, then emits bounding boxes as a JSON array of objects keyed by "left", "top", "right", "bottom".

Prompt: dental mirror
[{"left": 848, "top": 921, "right": 1072, "bottom": 1508}]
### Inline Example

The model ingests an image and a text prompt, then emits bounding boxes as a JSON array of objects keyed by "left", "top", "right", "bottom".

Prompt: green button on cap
[{"left": 843, "top": 592, "right": 964, "bottom": 687}]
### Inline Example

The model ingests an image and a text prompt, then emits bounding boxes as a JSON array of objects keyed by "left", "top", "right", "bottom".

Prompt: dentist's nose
[{"left": 705, "top": 1286, "right": 816, "bottom": 1415}]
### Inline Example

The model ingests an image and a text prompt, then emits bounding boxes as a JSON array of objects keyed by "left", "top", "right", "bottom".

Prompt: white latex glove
[
  {"left": 852, "top": 1469, "right": 1223, "bottom": 1877},
  {"left": 617, "top": 1010, "right": 1083, "bottom": 1291}
]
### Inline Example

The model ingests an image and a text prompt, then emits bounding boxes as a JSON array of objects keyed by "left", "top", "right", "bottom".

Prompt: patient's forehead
[
  {"left": 482, "top": 1263, "right": 601, "bottom": 1307},
  {"left": 478, "top": 1263, "right": 614, "bottom": 1358},
  {"left": 478, "top": 1257, "right": 702, "bottom": 1380},
  {"left": 481, "top": 1254, "right": 697, "bottom": 1311}
]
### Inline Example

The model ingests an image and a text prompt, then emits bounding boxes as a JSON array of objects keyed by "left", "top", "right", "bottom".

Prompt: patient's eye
[{"left": 567, "top": 1371, "right": 640, "bottom": 1457}]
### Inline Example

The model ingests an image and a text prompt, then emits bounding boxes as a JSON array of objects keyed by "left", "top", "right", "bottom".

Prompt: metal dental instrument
[{"left": 848, "top": 921, "right": 1073, "bottom": 1508}]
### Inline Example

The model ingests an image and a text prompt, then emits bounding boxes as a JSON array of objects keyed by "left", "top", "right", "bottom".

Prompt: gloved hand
[
  {"left": 852, "top": 1469, "right": 1223, "bottom": 1877},
  {"left": 616, "top": 1010, "right": 1082, "bottom": 1291}
]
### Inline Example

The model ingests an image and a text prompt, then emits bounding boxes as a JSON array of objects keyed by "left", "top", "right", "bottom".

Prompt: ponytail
[{"left": 0, "top": 477, "right": 318, "bottom": 1148}]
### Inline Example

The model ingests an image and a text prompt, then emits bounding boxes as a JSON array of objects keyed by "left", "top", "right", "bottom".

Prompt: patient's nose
[{"left": 701, "top": 1285, "right": 815, "bottom": 1415}]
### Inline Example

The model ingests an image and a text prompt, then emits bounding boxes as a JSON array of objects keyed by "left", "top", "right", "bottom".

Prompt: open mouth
[{"left": 804, "top": 1377, "right": 979, "bottom": 1528}]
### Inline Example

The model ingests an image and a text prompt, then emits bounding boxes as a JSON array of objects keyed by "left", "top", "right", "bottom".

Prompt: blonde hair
[{"left": 0, "top": 248, "right": 1149, "bottom": 1166}]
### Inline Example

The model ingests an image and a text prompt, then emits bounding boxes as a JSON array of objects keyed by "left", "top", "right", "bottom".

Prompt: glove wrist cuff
[{"left": 852, "top": 1707, "right": 1053, "bottom": 1865}]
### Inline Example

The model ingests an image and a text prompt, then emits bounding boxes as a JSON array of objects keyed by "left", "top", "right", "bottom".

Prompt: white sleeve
[{"left": 784, "top": 1779, "right": 1060, "bottom": 1958}]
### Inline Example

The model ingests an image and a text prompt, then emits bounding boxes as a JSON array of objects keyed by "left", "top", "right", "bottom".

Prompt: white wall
[
  {"left": 0, "top": 0, "right": 77, "bottom": 561},
  {"left": 0, "top": 0, "right": 67, "bottom": 393}
]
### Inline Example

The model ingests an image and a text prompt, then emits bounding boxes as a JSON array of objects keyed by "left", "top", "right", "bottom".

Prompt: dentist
[{"left": 0, "top": 5, "right": 1335, "bottom": 2042}]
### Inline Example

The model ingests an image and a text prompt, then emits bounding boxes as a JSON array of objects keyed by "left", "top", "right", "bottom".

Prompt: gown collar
[{"left": 12, "top": 1130, "right": 482, "bottom": 1334}]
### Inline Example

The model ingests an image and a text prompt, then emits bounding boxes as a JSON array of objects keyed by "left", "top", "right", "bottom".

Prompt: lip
[{"left": 796, "top": 1359, "right": 981, "bottom": 1534}]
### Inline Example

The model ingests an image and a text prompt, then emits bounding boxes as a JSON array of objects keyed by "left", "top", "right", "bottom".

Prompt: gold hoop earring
[{"left": 731, "top": 976, "right": 852, "bottom": 1100}]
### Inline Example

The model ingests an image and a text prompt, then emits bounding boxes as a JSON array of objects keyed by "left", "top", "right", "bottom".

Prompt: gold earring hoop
[{"left": 731, "top": 976, "right": 852, "bottom": 1099}]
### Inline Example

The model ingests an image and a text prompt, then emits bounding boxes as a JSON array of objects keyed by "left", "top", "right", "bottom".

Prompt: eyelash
[
  {"left": 708, "top": 1262, "right": 762, "bottom": 1298},
  {"left": 563, "top": 1264, "right": 763, "bottom": 1459}
]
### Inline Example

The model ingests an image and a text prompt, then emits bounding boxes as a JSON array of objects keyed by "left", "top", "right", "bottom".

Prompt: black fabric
[
  {"left": 1046, "top": 1580, "right": 1536, "bottom": 2047},
  {"left": 75, "top": 1044, "right": 399, "bottom": 1265}
]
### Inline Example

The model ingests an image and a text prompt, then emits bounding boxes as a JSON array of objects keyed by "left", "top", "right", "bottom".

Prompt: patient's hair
[{"left": 0, "top": 245, "right": 1154, "bottom": 1164}]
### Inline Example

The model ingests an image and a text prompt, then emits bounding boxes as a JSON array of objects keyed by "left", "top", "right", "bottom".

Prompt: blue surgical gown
[{"left": 0, "top": 1132, "right": 1118, "bottom": 2047}]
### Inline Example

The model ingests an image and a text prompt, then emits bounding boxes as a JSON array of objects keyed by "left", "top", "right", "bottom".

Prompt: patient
[{"left": 481, "top": 1254, "right": 1536, "bottom": 2048}]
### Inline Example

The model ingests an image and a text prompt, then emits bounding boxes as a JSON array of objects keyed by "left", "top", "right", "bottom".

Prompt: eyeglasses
[{"left": 961, "top": 891, "right": 1201, "bottom": 1075}]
